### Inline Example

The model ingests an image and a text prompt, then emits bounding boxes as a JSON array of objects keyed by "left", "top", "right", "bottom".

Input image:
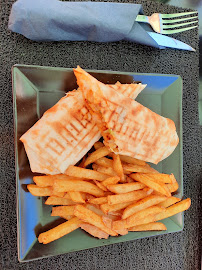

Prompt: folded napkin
[{"left": 8, "top": 0, "right": 160, "bottom": 48}]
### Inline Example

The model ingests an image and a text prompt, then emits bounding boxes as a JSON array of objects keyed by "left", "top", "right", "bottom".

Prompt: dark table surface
[{"left": 0, "top": 0, "right": 201, "bottom": 269}]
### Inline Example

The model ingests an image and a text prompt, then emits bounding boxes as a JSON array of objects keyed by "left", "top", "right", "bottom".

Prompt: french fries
[
  {"left": 92, "top": 164, "right": 117, "bottom": 176},
  {"left": 142, "top": 173, "right": 174, "bottom": 184},
  {"left": 107, "top": 182, "right": 145, "bottom": 194},
  {"left": 107, "top": 190, "right": 148, "bottom": 205},
  {"left": 102, "top": 176, "right": 120, "bottom": 187},
  {"left": 66, "top": 166, "right": 109, "bottom": 181},
  {"left": 53, "top": 179, "right": 104, "bottom": 197},
  {"left": 100, "top": 202, "right": 132, "bottom": 214},
  {"left": 45, "top": 196, "right": 77, "bottom": 206},
  {"left": 84, "top": 146, "right": 111, "bottom": 167},
  {"left": 74, "top": 205, "right": 117, "bottom": 236},
  {"left": 129, "top": 222, "right": 167, "bottom": 231},
  {"left": 155, "top": 198, "right": 191, "bottom": 221},
  {"left": 126, "top": 206, "right": 164, "bottom": 227},
  {"left": 33, "top": 174, "right": 80, "bottom": 187},
  {"left": 158, "top": 197, "right": 181, "bottom": 208},
  {"left": 122, "top": 195, "right": 167, "bottom": 219},
  {"left": 51, "top": 206, "right": 75, "bottom": 217},
  {"left": 94, "top": 157, "right": 113, "bottom": 168},
  {"left": 88, "top": 197, "right": 108, "bottom": 205},
  {"left": 130, "top": 173, "right": 171, "bottom": 197},
  {"left": 112, "top": 153, "right": 125, "bottom": 182},
  {"left": 113, "top": 215, "right": 156, "bottom": 230},
  {"left": 114, "top": 199, "right": 191, "bottom": 230},
  {"left": 123, "top": 164, "right": 156, "bottom": 174},
  {"left": 80, "top": 223, "right": 109, "bottom": 239},
  {"left": 69, "top": 191, "right": 85, "bottom": 203},
  {"left": 26, "top": 140, "right": 191, "bottom": 244},
  {"left": 119, "top": 155, "right": 146, "bottom": 166},
  {"left": 27, "top": 184, "right": 65, "bottom": 197},
  {"left": 38, "top": 217, "right": 81, "bottom": 244}
]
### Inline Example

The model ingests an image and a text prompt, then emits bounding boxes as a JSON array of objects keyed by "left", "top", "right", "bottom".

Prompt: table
[{"left": 0, "top": 0, "right": 201, "bottom": 269}]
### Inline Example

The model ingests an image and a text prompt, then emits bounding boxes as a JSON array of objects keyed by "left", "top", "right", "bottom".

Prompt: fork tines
[{"left": 161, "top": 11, "right": 198, "bottom": 34}]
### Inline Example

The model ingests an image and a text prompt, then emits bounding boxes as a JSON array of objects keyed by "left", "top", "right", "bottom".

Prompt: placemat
[{"left": 0, "top": 0, "right": 201, "bottom": 269}]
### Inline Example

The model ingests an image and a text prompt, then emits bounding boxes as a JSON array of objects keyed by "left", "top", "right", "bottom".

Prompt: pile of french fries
[{"left": 27, "top": 141, "right": 191, "bottom": 244}]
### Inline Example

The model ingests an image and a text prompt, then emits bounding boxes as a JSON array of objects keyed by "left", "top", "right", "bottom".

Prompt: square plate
[{"left": 13, "top": 64, "right": 183, "bottom": 262}]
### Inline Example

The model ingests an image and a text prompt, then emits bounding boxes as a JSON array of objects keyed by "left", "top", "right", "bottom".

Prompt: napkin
[{"left": 8, "top": 0, "right": 160, "bottom": 48}]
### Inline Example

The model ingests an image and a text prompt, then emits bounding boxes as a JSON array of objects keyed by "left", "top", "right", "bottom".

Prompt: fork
[{"left": 136, "top": 11, "right": 198, "bottom": 34}]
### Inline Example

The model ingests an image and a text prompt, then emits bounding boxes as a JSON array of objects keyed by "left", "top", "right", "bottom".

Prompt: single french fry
[
  {"left": 93, "top": 180, "right": 108, "bottom": 192},
  {"left": 33, "top": 174, "right": 83, "bottom": 187},
  {"left": 65, "top": 166, "right": 109, "bottom": 181},
  {"left": 68, "top": 191, "right": 85, "bottom": 203},
  {"left": 89, "top": 197, "right": 108, "bottom": 205},
  {"left": 158, "top": 197, "right": 181, "bottom": 208},
  {"left": 100, "top": 202, "right": 132, "bottom": 214},
  {"left": 53, "top": 179, "right": 104, "bottom": 197},
  {"left": 92, "top": 164, "right": 117, "bottom": 177},
  {"left": 102, "top": 176, "right": 120, "bottom": 187},
  {"left": 122, "top": 195, "right": 167, "bottom": 219},
  {"left": 107, "top": 190, "right": 148, "bottom": 205},
  {"left": 94, "top": 141, "right": 104, "bottom": 150},
  {"left": 130, "top": 173, "right": 171, "bottom": 197},
  {"left": 107, "top": 182, "right": 145, "bottom": 194},
  {"left": 33, "top": 175, "right": 56, "bottom": 187},
  {"left": 27, "top": 184, "right": 64, "bottom": 197},
  {"left": 74, "top": 205, "right": 117, "bottom": 236},
  {"left": 126, "top": 206, "right": 164, "bottom": 227},
  {"left": 38, "top": 217, "right": 80, "bottom": 244},
  {"left": 51, "top": 206, "right": 75, "bottom": 217},
  {"left": 142, "top": 173, "right": 174, "bottom": 184},
  {"left": 123, "top": 164, "right": 156, "bottom": 174},
  {"left": 155, "top": 198, "right": 191, "bottom": 221},
  {"left": 129, "top": 222, "right": 167, "bottom": 231},
  {"left": 80, "top": 223, "right": 109, "bottom": 239},
  {"left": 84, "top": 146, "right": 111, "bottom": 167},
  {"left": 95, "top": 157, "right": 113, "bottom": 168},
  {"left": 112, "top": 215, "right": 156, "bottom": 230},
  {"left": 112, "top": 153, "right": 125, "bottom": 182},
  {"left": 119, "top": 155, "right": 146, "bottom": 166},
  {"left": 166, "top": 182, "right": 179, "bottom": 193},
  {"left": 45, "top": 196, "right": 77, "bottom": 205}
]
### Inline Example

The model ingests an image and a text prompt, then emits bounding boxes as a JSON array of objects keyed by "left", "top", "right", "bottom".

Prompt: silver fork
[{"left": 136, "top": 11, "right": 198, "bottom": 34}]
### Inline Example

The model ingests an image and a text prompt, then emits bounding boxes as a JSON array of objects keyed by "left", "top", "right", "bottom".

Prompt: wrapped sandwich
[{"left": 20, "top": 78, "right": 146, "bottom": 174}]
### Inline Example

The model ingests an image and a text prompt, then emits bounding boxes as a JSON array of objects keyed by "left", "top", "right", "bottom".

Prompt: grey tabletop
[{"left": 0, "top": 0, "right": 201, "bottom": 269}]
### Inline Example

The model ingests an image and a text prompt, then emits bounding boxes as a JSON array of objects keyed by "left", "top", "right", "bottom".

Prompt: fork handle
[{"left": 136, "top": 15, "right": 149, "bottom": 23}]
